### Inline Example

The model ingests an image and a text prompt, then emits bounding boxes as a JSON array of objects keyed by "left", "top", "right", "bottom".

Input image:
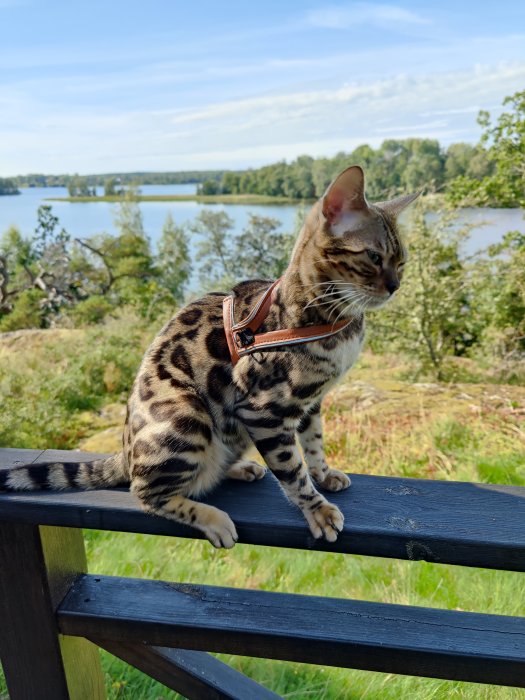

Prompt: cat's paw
[
  {"left": 227, "top": 460, "right": 267, "bottom": 482},
  {"left": 305, "top": 501, "right": 344, "bottom": 542},
  {"left": 200, "top": 506, "right": 238, "bottom": 549},
  {"left": 317, "top": 468, "right": 351, "bottom": 492}
]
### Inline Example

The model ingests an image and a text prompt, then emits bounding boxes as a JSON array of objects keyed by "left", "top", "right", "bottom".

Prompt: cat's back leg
[
  {"left": 128, "top": 388, "right": 238, "bottom": 548},
  {"left": 226, "top": 460, "right": 267, "bottom": 482}
]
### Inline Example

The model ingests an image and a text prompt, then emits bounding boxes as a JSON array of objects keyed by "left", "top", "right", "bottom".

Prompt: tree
[
  {"left": 192, "top": 210, "right": 236, "bottom": 287},
  {"left": 447, "top": 90, "right": 525, "bottom": 207},
  {"left": 157, "top": 213, "right": 191, "bottom": 303},
  {"left": 198, "top": 180, "right": 220, "bottom": 195},
  {"left": 0, "top": 178, "right": 20, "bottom": 196},
  {"left": 469, "top": 230, "right": 525, "bottom": 362},
  {"left": 368, "top": 203, "right": 475, "bottom": 380},
  {"left": 104, "top": 178, "right": 120, "bottom": 197},
  {"left": 231, "top": 215, "right": 294, "bottom": 280}
]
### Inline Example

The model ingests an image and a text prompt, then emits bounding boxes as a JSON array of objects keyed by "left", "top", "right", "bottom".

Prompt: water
[
  {"left": 0, "top": 184, "right": 300, "bottom": 249},
  {"left": 0, "top": 184, "right": 523, "bottom": 264}
]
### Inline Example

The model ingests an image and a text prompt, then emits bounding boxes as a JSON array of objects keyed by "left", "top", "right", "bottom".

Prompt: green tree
[
  {"left": 447, "top": 90, "right": 525, "bottom": 207},
  {"left": 0, "top": 177, "right": 20, "bottom": 196},
  {"left": 198, "top": 180, "right": 220, "bottom": 195},
  {"left": 157, "top": 213, "right": 191, "bottom": 303},
  {"left": 231, "top": 215, "right": 294, "bottom": 280},
  {"left": 470, "top": 230, "right": 525, "bottom": 363},
  {"left": 368, "top": 204, "right": 475, "bottom": 380},
  {"left": 192, "top": 210, "right": 236, "bottom": 288},
  {"left": 104, "top": 178, "right": 120, "bottom": 196}
]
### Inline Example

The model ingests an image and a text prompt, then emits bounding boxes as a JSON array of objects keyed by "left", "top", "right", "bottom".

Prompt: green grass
[{"left": 44, "top": 193, "right": 301, "bottom": 205}]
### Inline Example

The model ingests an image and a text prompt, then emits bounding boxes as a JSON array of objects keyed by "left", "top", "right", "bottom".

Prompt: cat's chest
[{"left": 321, "top": 331, "right": 364, "bottom": 380}]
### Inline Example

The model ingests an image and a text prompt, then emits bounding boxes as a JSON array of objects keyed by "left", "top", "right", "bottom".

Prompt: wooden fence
[{"left": 1, "top": 447, "right": 524, "bottom": 699}]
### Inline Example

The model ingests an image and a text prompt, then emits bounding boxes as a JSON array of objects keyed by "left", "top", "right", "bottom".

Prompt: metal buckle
[{"left": 235, "top": 329, "right": 255, "bottom": 348}]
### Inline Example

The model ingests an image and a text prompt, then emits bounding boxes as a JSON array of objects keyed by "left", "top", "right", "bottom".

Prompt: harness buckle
[{"left": 235, "top": 328, "right": 255, "bottom": 348}]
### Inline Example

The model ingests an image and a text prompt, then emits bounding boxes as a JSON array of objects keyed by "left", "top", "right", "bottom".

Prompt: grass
[
  {"left": 0, "top": 328, "right": 524, "bottom": 698},
  {"left": 44, "top": 193, "right": 301, "bottom": 205}
]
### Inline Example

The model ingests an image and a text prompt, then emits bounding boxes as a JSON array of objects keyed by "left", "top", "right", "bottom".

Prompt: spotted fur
[{"left": 1, "top": 167, "right": 419, "bottom": 548}]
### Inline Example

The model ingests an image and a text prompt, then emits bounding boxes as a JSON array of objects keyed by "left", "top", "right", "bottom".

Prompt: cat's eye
[{"left": 366, "top": 250, "right": 382, "bottom": 266}]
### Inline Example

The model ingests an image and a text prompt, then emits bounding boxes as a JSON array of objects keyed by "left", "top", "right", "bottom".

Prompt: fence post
[{"left": 0, "top": 522, "right": 105, "bottom": 700}]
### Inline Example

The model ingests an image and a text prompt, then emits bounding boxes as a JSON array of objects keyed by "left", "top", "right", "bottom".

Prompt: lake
[
  {"left": 0, "top": 184, "right": 300, "bottom": 248},
  {"left": 1, "top": 184, "right": 523, "bottom": 285}
]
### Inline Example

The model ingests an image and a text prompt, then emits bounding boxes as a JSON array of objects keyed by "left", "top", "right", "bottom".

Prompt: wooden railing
[{"left": 1, "top": 447, "right": 525, "bottom": 699}]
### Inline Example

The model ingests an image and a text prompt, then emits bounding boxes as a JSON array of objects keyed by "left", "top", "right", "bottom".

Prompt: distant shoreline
[{"left": 44, "top": 194, "right": 300, "bottom": 205}]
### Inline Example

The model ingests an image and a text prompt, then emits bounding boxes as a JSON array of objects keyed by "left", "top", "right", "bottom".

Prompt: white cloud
[
  {"left": 1, "top": 59, "right": 524, "bottom": 174},
  {"left": 306, "top": 3, "right": 430, "bottom": 29}
]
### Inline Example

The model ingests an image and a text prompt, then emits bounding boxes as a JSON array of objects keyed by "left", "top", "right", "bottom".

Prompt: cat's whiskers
[{"left": 330, "top": 289, "right": 368, "bottom": 325}]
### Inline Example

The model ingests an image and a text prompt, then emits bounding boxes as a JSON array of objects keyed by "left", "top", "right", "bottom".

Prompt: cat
[{"left": 0, "top": 166, "right": 419, "bottom": 548}]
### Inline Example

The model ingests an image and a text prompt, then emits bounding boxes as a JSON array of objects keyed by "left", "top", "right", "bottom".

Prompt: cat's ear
[
  {"left": 322, "top": 166, "right": 369, "bottom": 225},
  {"left": 377, "top": 191, "right": 421, "bottom": 217}
]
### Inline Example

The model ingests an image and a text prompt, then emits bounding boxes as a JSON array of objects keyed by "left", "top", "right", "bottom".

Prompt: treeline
[
  {"left": 0, "top": 177, "right": 20, "bottom": 196},
  {"left": 197, "top": 140, "right": 493, "bottom": 200},
  {"left": 200, "top": 90, "right": 525, "bottom": 207},
  {"left": 11, "top": 170, "right": 226, "bottom": 190}
]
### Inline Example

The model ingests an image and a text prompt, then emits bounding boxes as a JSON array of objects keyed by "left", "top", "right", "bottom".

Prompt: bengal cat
[{"left": 0, "top": 166, "right": 419, "bottom": 548}]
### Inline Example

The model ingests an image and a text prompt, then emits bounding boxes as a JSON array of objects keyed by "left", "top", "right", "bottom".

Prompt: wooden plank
[
  {"left": 59, "top": 574, "right": 525, "bottom": 688},
  {"left": 1, "top": 447, "right": 525, "bottom": 571},
  {"left": 0, "top": 522, "right": 70, "bottom": 700},
  {"left": 0, "top": 523, "right": 104, "bottom": 699},
  {"left": 96, "top": 640, "right": 282, "bottom": 700}
]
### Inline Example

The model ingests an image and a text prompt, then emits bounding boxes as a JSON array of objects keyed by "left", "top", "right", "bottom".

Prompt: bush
[
  {"left": 0, "top": 289, "right": 45, "bottom": 331},
  {"left": 68, "top": 295, "right": 114, "bottom": 325}
]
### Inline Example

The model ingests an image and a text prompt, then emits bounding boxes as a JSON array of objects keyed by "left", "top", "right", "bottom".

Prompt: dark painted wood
[
  {"left": 0, "top": 523, "right": 103, "bottom": 699},
  {"left": 0, "top": 522, "right": 70, "bottom": 700},
  {"left": 96, "top": 640, "right": 282, "bottom": 700},
  {"left": 1, "top": 448, "right": 525, "bottom": 571},
  {"left": 59, "top": 574, "right": 525, "bottom": 688}
]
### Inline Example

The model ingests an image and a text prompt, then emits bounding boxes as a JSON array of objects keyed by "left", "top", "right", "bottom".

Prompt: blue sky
[{"left": 1, "top": 0, "right": 524, "bottom": 175}]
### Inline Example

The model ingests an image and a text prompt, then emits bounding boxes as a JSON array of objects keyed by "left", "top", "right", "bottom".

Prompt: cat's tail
[{"left": 0, "top": 453, "right": 129, "bottom": 492}]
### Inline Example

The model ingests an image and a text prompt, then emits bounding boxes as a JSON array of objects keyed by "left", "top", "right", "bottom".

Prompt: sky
[{"left": 0, "top": 0, "right": 524, "bottom": 175}]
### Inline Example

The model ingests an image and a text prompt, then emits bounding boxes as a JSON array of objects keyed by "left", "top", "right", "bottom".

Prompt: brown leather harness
[{"left": 223, "top": 278, "right": 351, "bottom": 365}]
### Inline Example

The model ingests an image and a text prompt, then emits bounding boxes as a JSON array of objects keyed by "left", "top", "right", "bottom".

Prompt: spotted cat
[{"left": 0, "top": 167, "right": 419, "bottom": 548}]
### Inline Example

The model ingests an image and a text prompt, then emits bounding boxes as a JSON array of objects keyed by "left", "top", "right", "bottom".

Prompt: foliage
[
  {"left": 0, "top": 195, "right": 193, "bottom": 327},
  {"left": 103, "top": 177, "right": 123, "bottom": 197},
  {"left": 219, "top": 139, "right": 452, "bottom": 200},
  {"left": 67, "top": 175, "right": 97, "bottom": 197},
  {"left": 192, "top": 210, "right": 296, "bottom": 290},
  {"left": 368, "top": 203, "right": 478, "bottom": 380},
  {"left": 469, "top": 230, "right": 525, "bottom": 362},
  {"left": 0, "top": 177, "right": 20, "bottom": 195},
  {"left": 0, "top": 288, "right": 45, "bottom": 331},
  {"left": 192, "top": 210, "right": 237, "bottom": 288},
  {"left": 12, "top": 170, "right": 227, "bottom": 189},
  {"left": 197, "top": 179, "right": 221, "bottom": 195},
  {"left": 229, "top": 214, "right": 295, "bottom": 279},
  {"left": 447, "top": 90, "right": 525, "bottom": 207},
  {"left": 157, "top": 213, "right": 192, "bottom": 303}
]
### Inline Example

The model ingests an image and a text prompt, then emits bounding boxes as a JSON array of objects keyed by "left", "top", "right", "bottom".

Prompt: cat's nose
[{"left": 386, "top": 279, "right": 400, "bottom": 295}]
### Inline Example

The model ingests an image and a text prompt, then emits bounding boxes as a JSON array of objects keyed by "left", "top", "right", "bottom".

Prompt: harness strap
[{"left": 223, "top": 279, "right": 351, "bottom": 365}]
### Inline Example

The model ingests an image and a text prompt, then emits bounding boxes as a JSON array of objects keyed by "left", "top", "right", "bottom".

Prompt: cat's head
[{"left": 301, "top": 165, "right": 420, "bottom": 313}]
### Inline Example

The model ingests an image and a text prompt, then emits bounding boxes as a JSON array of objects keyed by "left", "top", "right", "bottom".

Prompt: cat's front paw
[
  {"left": 200, "top": 506, "right": 238, "bottom": 549},
  {"left": 305, "top": 501, "right": 344, "bottom": 542},
  {"left": 317, "top": 468, "right": 351, "bottom": 492}
]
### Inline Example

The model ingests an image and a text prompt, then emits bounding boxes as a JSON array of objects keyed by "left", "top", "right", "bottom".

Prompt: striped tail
[{"left": 0, "top": 453, "right": 129, "bottom": 491}]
